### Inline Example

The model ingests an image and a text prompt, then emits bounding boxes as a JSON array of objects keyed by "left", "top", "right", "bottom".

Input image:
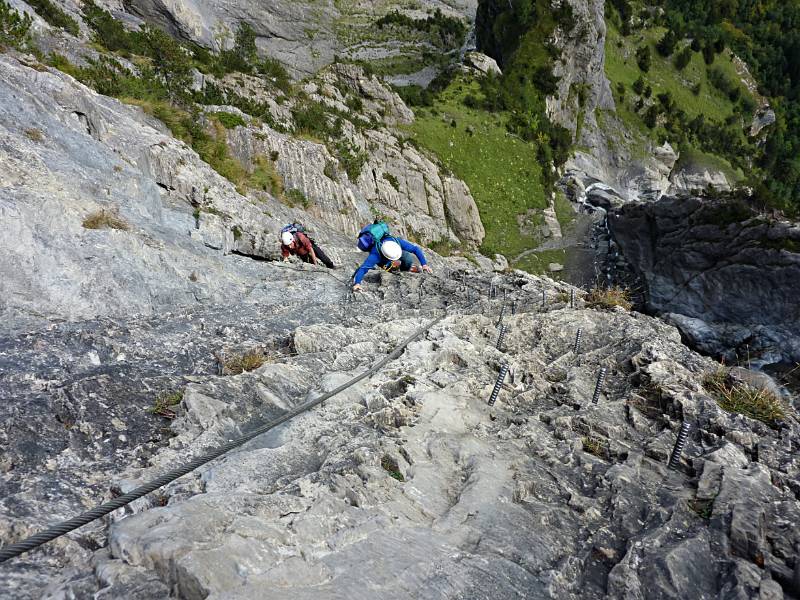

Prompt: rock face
[
  {"left": 0, "top": 53, "right": 483, "bottom": 328},
  {"left": 217, "top": 64, "right": 485, "bottom": 247},
  {"left": 0, "top": 51, "right": 342, "bottom": 327},
  {"left": 116, "top": 0, "right": 477, "bottom": 78},
  {"left": 667, "top": 163, "right": 732, "bottom": 197},
  {"left": 546, "top": 0, "right": 680, "bottom": 202},
  {"left": 6, "top": 270, "right": 795, "bottom": 599},
  {"left": 609, "top": 196, "right": 800, "bottom": 365}
]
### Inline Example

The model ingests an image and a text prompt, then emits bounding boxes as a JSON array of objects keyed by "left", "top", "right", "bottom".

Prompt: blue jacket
[{"left": 353, "top": 238, "right": 427, "bottom": 284}]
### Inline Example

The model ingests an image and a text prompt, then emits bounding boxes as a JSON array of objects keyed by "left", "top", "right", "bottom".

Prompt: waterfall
[{"left": 459, "top": 21, "right": 477, "bottom": 61}]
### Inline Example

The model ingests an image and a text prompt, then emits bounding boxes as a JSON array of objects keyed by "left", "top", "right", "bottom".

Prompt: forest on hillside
[{"left": 627, "top": 0, "right": 800, "bottom": 214}]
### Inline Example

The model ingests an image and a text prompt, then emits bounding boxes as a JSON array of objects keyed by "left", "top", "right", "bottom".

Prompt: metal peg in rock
[
  {"left": 496, "top": 324, "right": 507, "bottom": 350},
  {"left": 668, "top": 422, "right": 692, "bottom": 470},
  {"left": 541, "top": 289, "right": 546, "bottom": 307},
  {"left": 511, "top": 300, "right": 517, "bottom": 315},
  {"left": 488, "top": 364, "right": 509, "bottom": 406},
  {"left": 573, "top": 328, "right": 582, "bottom": 355},
  {"left": 570, "top": 289, "right": 575, "bottom": 308},
  {"left": 591, "top": 367, "right": 607, "bottom": 404}
]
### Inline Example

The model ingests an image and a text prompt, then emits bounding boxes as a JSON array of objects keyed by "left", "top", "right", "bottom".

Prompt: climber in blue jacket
[{"left": 352, "top": 234, "right": 432, "bottom": 291}]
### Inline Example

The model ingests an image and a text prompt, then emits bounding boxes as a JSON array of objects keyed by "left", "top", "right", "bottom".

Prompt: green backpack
[{"left": 357, "top": 221, "right": 391, "bottom": 252}]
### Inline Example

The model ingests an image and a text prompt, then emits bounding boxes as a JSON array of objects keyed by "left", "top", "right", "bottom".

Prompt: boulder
[{"left": 463, "top": 51, "right": 501, "bottom": 77}]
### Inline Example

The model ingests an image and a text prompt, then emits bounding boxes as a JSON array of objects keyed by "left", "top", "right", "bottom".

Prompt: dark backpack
[
  {"left": 357, "top": 221, "right": 390, "bottom": 252},
  {"left": 281, "top": 222, "right": 306, "bottom": 235}
]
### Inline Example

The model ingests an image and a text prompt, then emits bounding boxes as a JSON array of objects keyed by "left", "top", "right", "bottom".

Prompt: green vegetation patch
[
  {"left": 380, "top": 455, "right": 405, "bottom": 482},
  {"left": 408, "top": 76, "right": 547, "bottom": 258},
  {"left": 704, "top": 368, "right": 786, "bottom": 427},
  {"left": 512, "top": 248, "right": 567, "bottom": 276},
  {"left": 605, "top": 24, "right": 749, "bottom": 125},
  {"left": 284, "top": 188, "right": 309, "bottom": 208},
  {"left": 656, "top": 0, "right": 800, "bottom": 215},
  {"left": 27, "top": 0, "right": 79, "bottom": 35},
  {"left": 152, "top": 389, "right": 183, "bottom": 418},
  {"left": 248, "top": 154, "right": 284, "bottom": 197},
  {"left": 553, "top": 190, "right": 576, "bottom": 229},
  {"left": 214, "top": 111, "right": 247, "bottom": 129},
  {"left": 604, "top": 20, "right": 759, "bottom": 194},
  {"left": 0, "top": 0, "right": 32, "bottom": 50},
  {"left": 376, "top": 8, "right": 466, "bottom": 49}
]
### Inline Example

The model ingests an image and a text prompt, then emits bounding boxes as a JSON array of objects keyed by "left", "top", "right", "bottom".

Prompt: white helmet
[
  {"left": 281, "top": 231, "right": 294, "bottom": 246},
  {"left": 380, "top": 239, "right": 402, "bottom": 261}
]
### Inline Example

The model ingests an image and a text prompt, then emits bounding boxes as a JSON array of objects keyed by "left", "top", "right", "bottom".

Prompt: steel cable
[{"left": 0, "top": 315, "right": 443, "bottom": 563}]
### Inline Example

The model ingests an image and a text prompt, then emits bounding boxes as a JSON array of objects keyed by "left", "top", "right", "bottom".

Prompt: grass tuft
[
  {"left": 689, "top": 497, "right": 714, "bottom": 519},
  {"left": 219, "top": 349, "right": 266, "bottom": 375},
  {"left": 703, "top": 368, "right": 786, "bottom": 427},
  {"left": 82, "top": 209, "right": 130, "bottom": 231},
  {"left": 582, "top": 436, "right": 609, "bottom": 459},
  {"left": 152, "top": 389, "right": 184, "bottom": 419},
  {"left": 585, "top": 287, "right": 632, "bottom": 310},
  {"left": 284, "top": 188, "right": 309, "bottom": 208},
  {"left": 25, "top": 128, "right": 44, "bottom": 142},
  {"left": 247, "top": 154, "right": 284, "bottom": 197}
]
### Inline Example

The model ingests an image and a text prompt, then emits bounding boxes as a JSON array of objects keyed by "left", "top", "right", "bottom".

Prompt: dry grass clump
[
  {"left": 704, "top": 368, "right": 786, "bottom": 427},
  {"left": 25, "top": 128, "right": 44, "bottom": 142},
  {"left": 152, "top": 389, "right": 183, "bottom": 419},
  {"left": 582, "top": 436, "right": 609, "bottom": 459},
  {"left": 585, "top": 286, "right": 632, "bottom": 310},
  {"left": 218, "top": 349, "right": 266, "bottom": 375},
  {"left": 82, "top": 209, "right": 130, "bottom": 231}
]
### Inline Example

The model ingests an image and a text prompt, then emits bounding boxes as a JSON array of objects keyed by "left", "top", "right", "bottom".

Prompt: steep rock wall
[
  {"left": 0, "top": 53, "right": 483, "bottom": 328},
  {"left": 115, "top": 0, "right": 477, "bottom": 77},
  {"left": 609, "top": 196, "right": 800, "bottom": 365}
]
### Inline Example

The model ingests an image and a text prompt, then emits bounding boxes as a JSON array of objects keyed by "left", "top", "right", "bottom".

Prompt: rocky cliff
[
  {"left": 609, "top": 196, "right": 800, "bottom": 366},
  {"left": 4, "top": 264, "right": 799, "bottom": 599},
  {"left": 0, "top": 49, "right": 484, "bottom": 327},
  {"left": 1, "top": 1, "right": 800, "bottom": 598},
  {"left": 106, "top": 0, "right": 477, "bottom": 79}
]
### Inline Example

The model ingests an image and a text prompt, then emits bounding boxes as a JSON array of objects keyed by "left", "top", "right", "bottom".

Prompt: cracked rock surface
[
  {"left": 609, "top": 196, "right": 800, "bottom": 366},
  {"left": 5, "top": 269, "right": 795, "bottom": 599}
]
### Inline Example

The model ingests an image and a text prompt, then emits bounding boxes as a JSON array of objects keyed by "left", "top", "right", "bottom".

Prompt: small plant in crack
[
  {"left": 217, "top": 348, "right": 266, "bottom": 375},
  {"left": 381, "top": 455, "right": 405, "bottom": 481},
  {"left": 582, "top": 436, "right": 609, "bottom": 459},
  {"left": 689, "top": 497, "right": 715, "bottom": 519},
  {"left": 152, "top": 389, "right": 184, "bottom": 418},
  {"left": 704, "top": 368, "right": 786, "bottom": 427}
]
